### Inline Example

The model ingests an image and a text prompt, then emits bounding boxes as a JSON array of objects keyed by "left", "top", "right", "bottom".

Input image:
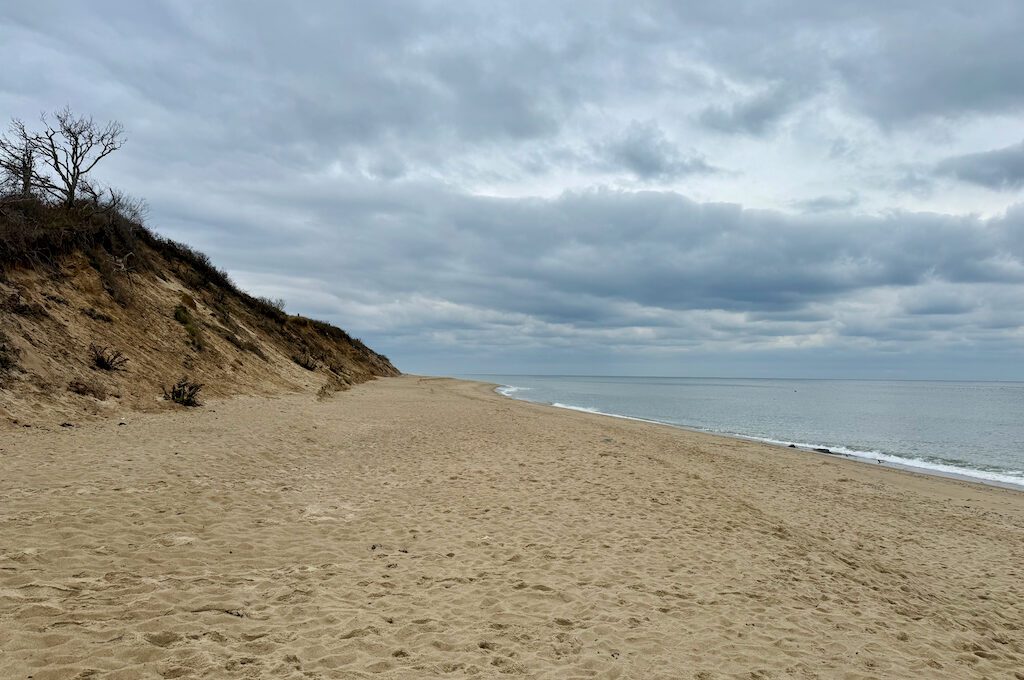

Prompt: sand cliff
[{"left": 0, "top": 205, "right": 397, "bottom": 425}]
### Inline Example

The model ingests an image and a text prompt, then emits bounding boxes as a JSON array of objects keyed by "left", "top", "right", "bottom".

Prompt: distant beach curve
[{"left": 481, "top": 375, "right": 1024, "bottom": 489}]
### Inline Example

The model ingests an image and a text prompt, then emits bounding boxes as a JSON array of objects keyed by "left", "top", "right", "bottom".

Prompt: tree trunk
[{"left": 20, "top": 147, "right": 32, "bottom": 197}]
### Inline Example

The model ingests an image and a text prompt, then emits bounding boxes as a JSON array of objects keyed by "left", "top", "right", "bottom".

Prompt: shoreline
[
  {"left": 488, "top": 382, "right": 1024, "bottom": 493},
  {"left": 3, "top": 375, "right": 1023, "bottom": 678}
]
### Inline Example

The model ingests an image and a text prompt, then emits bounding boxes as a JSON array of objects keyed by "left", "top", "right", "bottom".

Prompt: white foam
[
  {"left": 495, "top": 385, "right": 532, "bottom": 397},
  {"left": 551, "top": 402, "right": 600, "bottom": 413},
  {"left": 551, "top": 403, "right": 665, "bottom": 426},
  {"left": 495, "top": 391, "right": 1024, "bottom": 490},
  {"left": 753, "top": 436, "right": 1024, "bottom": 488}
]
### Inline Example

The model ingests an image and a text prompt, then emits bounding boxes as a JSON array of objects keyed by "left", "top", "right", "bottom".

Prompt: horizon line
[{"left": 454, "top": 373, "right": 1024, "bottom": 383}]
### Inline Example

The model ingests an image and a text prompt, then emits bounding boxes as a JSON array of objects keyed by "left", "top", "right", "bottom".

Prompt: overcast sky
[{"left": 4, "top": 1, "right": 1024, "bottom": 378}]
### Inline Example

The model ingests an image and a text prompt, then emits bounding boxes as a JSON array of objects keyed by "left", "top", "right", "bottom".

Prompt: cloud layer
[
  {"left": 2, "top": 1, "right": 1024, "bottom": 377},
  {"left": 937, "top": 142, "right": 1024, "bottom": 190}
]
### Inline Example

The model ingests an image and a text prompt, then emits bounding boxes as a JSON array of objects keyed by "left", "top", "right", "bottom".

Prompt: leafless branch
[
  {"left": 0, "top": 119, "right": 38, "bottom": 197},
  {"left": 34, "top": 107, "right": 126, "bottom": 207}
]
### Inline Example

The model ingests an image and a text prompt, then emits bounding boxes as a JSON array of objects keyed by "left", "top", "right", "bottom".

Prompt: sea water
[{"left": 464, "top": 375, "right": 1024, "bottom": 489}]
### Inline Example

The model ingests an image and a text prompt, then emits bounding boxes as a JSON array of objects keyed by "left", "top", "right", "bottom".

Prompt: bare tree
[
  {"left": 34, "top": 107, "right": 125, "bottom": 208},
  {"left": 0, "top": 119, "right": 36, "bottom": 198}
]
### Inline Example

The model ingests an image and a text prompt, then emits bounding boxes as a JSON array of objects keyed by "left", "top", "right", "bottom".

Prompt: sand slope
[
  {"left": 0, "top": 248, "right": 397, "bottom": 426},
  {"left": 1, "top": 376, "right": 1022, "bottom": 679}
]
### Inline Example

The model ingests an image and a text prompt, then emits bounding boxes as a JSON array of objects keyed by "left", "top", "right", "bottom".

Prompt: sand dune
[{"left": 1, "top": 376, "right": 1022, "bottom": 678}]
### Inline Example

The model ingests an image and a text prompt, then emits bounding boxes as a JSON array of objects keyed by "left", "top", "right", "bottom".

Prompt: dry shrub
[
  {"left": 0, "top": 196, "right": 142, "bottom": 270},
  {"left": 81, "top": 307, "right": 113, "bottom": 323},
  {"left": 68, "top": 378, "right": 106, "bottom": 400},
  {"left": 222, "top": 329, "right": 244, "bottom": 350},
  {"left": 257, "top": 296, "right": 286, "bottom": 313},
  {"left": 292, "top": 351, "right": 319, "bottom": 371},
  {"left": 146, "top": 236, "right": 233, "bottom": 291},
  {"left": 0, "top": 329, "right": 18, "bottom": 374},
  {"left": 244, "top": 340, "right": 267, "bottom": 360},
  {"left": 173, "top": 304, "right": 205, "bottom": 350},
  {"left": 162, "top": 376, "right": 202, "bottom": 407},
  {"left": 88, "top": 248, "right": 132, "bottom": 306},
  {"left": 3, "top": 292, "right": 45, "bottom": 317},
  {"left": 90, "top": 343, "right": 128, "bottom": 371},
  {"left": 173, "top": 303, "right": 191, "bottom": 325}
]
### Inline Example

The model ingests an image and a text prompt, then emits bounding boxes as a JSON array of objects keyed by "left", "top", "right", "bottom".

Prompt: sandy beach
[{"left": 1, "top": 375, "right": 1022, "bottom": 679}]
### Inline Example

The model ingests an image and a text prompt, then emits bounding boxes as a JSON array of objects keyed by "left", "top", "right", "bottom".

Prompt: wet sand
[{"left": 1, "top": 375, "right": 1022, "bottom": 679}]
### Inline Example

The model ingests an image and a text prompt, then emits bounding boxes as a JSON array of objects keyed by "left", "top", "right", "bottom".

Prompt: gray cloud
[
  {"left": 3, "top": 1, "right": 1024, "bottom": 377},
  {"left": 699, "top": 84, "right": 805, "bottom": 135},
  {"left": 153, "top": 178, "right": 1024, "bottom": 364},
  {"left": 599, "top": 121, "right": 714, "bottom": 179},
  {"left": 832, "top": 2, "right": 1024, "bottom": 124},
  {"left": 793, "top": 193, "right": 860, "bottom": 213},
  {"left": 936, "top": 141, "right": 1024, "bottom": 190}
]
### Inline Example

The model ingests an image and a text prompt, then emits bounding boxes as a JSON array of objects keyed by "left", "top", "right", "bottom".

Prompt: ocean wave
[
  {"left": 728, "top": 433, "right": 1024, "bottom": 488},
  {"left": 550, "top": 403, "right": 665, "bottom": 426},
  {"left": 495, "top": 384, "right": 532, "bottom": 396},
  {"left": 496, "top": 391, "right": 1024, "bottom": 490}
]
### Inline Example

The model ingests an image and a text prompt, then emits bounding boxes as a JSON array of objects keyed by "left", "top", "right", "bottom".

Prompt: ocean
[{"left": 464, "top": 375, "right": 1024, "bottom": 489}]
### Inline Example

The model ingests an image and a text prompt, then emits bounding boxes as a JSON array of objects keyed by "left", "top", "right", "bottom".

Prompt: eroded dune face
[
  {"left": 2, "top": 376, "right": 1022, "bottom": 679},
  {"left": 0, "top": 232, "right": 397, "bottom": 426}
]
